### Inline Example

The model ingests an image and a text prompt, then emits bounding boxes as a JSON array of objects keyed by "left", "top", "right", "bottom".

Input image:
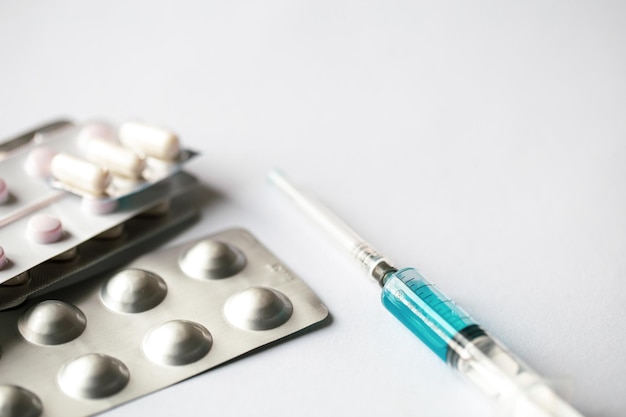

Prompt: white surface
[{"left": 1, "top": 1, "right": 624, "bottom": 416}]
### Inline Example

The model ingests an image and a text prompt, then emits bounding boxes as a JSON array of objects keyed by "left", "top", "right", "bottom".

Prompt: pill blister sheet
[
  {"left": 0, "top": 171, "right": 198, "bottom": 285},
  {"left": 0, "top": 121, "right": 196, "bottom": 284},
  {"left": 0, "top": 188, "right": 201, "bottom": 309},
  {"left": 0, "top": 228, "right": 329, "bottom": 417}
]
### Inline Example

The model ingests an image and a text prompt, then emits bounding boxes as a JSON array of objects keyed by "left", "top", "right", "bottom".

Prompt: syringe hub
[{"left": 352, "top": 242, "right": 396, "bottom": 285}]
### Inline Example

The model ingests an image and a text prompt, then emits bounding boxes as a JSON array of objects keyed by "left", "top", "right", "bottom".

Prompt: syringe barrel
[
  {"left": 454, "top": 335, "right": 584, "bottom": 417},
  {"left": 381, "top": 267, "right": 479, "bottom": 361},
  {"left": 381, "top": 267, "right": 584, "bottom": 417}
]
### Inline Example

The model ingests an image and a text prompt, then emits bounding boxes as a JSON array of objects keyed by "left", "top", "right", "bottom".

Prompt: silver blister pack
[{"left": 0, "top": 228, "right": 329, "bottom": 417}]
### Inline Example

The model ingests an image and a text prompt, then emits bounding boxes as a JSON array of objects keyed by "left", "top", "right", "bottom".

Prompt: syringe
[{"left": 268, "top": 169, "right": 585, "bottom": 417}]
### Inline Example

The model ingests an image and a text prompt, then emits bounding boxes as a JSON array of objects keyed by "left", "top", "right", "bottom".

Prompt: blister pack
[
  {"left": 0, "top": 188, "right": 201, "bottom": 309},
  {"left": 0, "top": 228, "right": 329, "bottom": 417},
  {"left": 0, "top": 120, "right": 198, "bottom": 290}
]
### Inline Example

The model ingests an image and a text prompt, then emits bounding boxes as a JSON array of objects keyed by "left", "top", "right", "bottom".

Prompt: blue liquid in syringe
[{"left": 382, "top": 267, "right": 478, "bottom": 362}]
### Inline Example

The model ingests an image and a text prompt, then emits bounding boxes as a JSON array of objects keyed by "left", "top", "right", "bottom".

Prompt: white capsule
[
  {"left": 85, "top": 137, "right": 145, "bottom": 179},
  {"left": 51, "top": 153, "right": 111, "bottom": 196},
  {"left": 119, "top": 122, "right": 180, "bottom": 161}
]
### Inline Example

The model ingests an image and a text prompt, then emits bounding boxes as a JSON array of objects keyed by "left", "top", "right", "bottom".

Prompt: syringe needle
[
  {"left": 268, "top": 169, "right": 586, "bottom": 417},
  {"left": 267, "top": 169, "right": 394, "bottom": 283}
]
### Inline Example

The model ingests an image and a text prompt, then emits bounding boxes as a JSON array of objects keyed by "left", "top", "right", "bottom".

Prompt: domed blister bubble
[
  {"left": 179, "top": 239, "right": 246, "bottom": 279},
  {"left": 0, "top": 228, "right": 328, "bottom": 417},
  {"left": 17, "top": 300, "right": 86, "bottom": 345},
  {"left": 142, "top": 320, "right": 212, "bottom": 366},
  {"left": 224, "top": 287, "right": 293, "bottom": 331},
  {"left": 58, "top": 353, "right": 130, "bottom": 399},
  {"left": 0, "top": 385, "right": 43, "bottom": 417},
  {"left": 101, "top": 269, "right": 167, "bottom": 313}
]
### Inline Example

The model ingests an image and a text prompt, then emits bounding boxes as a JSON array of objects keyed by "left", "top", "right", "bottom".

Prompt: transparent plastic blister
[{"left": 0, "top": 120, "right": 198, "bottom": 285}]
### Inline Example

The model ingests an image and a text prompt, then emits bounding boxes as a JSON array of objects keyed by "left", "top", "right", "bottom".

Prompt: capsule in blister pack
[
  {"left": 46, "top": 121, "right": 196, "bottom": 198},
  {"left": 0, "top": 120, "right": 199, "bottom": 287},
  {"left": 0, "top": 228, "right": 329, "bottom": 417}
]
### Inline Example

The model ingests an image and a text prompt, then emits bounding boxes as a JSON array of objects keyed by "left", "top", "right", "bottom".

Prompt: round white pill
[
  {"left": 119, "top": 122, "right": 180, "bottom": 161},
  {"left": 85, "top": 137, "right": 145, "bottom": 179},
  {"left": 27, "top": 214, "right": 63, "bottom": 244},
  {"left": 51, "top": 152, "right": 111, "bottom": 196},
  {"left": 0, "top": 178, "right": 8, "bottom": 204},
  {"left": 24, "top": 147, "right": 58, "bottom": 178}
]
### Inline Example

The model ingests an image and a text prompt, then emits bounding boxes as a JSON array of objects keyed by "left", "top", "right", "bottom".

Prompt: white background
[{"left": 1, "top": 1, "right": 625, "bottom": 416}]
